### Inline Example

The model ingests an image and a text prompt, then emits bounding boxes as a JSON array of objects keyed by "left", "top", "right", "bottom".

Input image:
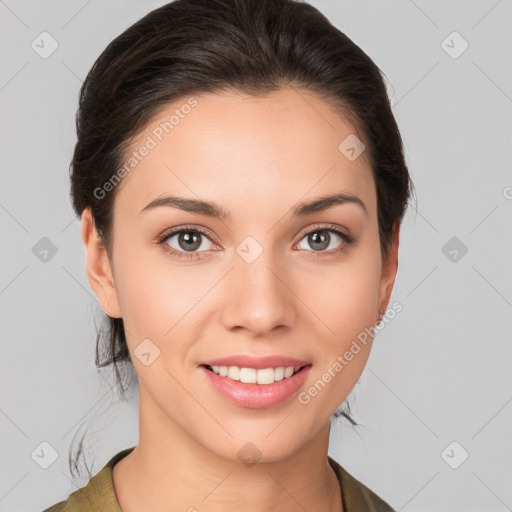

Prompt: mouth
[{"left": 200, "top": 362, "right": 313, "bottom": 409}]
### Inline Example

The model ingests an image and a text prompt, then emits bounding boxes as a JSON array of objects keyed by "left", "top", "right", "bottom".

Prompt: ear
[
  {"left": 377, "top": 220, "right": 400, "bottom": 315},
  {"left": 80, "top": 207, "right": 122, "bottom": 318}
]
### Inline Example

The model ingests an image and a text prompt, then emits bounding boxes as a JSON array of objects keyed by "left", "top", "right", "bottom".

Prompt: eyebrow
[{"left": 139, "top": 191, "right": 367, "bottom": 220}]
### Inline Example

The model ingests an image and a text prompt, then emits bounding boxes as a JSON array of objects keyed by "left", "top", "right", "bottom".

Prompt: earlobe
[
  {"left": 378, "top": 220, "right": 400, "bottom": 315},
  {"left": 80, "top": 207, "right": 122, "bottom": 318}
]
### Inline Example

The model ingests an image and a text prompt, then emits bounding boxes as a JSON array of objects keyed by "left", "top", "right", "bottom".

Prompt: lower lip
[{"left": 200, "top": 365, "right": 312, "bottom": 409}]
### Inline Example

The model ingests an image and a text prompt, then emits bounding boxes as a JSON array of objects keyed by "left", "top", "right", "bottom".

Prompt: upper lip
[{"left": 200, "top": 354, "right": 311, "bottom": 370}]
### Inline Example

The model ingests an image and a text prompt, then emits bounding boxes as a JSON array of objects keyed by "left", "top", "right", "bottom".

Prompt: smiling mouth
[{"left": 202, "top": 363, "right": 310, "bottom": 385}]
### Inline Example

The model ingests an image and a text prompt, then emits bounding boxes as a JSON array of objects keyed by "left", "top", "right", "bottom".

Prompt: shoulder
[
  {"left": 328, "top": 456, "right": 396, "bottom": 512},
  {"left": 41, "top": 447, "right": 136, "bottom": 512},
  {"left": 42, "top": 501, "right": 66, "bottom": 512}
]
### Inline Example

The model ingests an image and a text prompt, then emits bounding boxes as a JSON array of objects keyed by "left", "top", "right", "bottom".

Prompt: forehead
[{"left": 114, "top": 86, "right": 376, "bottom": 221}]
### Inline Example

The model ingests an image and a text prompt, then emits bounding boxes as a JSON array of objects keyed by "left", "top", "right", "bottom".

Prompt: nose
[{"left": 220, "top": 248, "right": 296, "bottom": 337}]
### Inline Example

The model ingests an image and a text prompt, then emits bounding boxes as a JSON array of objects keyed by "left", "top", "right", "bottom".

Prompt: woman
[{"left": 44, "top": 0, "right": 414, "bottom": 510}]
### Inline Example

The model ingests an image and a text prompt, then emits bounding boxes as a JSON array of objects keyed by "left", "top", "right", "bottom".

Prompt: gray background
[{"left": 1, "top": 1, "right": 511, "bottom": 511}]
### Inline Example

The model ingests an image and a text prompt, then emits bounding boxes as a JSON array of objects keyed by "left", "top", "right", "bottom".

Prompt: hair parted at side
[{"left": 68, "top": 0, "right": 415, "bottom": 477}]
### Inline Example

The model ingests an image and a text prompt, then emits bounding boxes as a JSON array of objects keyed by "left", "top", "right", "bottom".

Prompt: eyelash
[{"left": 156, "top": 223, "right": 355, "bottom": 261}]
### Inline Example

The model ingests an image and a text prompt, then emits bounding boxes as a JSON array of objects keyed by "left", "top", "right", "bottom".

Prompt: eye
[
  {"left": 157, "top": 225, "right": 216, "bottom": 260},
  {"left": 156, "top": 223, "right": 355, "bottom": 261},
  {"left": 295, "top": 224, "right": 355, "bottom": 257}
]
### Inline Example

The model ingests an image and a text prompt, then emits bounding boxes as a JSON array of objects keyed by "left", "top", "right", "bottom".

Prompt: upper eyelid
[{"left": 297, "top": 223, "right": 350, "bottom": 238}]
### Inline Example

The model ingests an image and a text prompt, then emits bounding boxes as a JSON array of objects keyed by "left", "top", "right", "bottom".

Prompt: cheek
[
  {"left": 112, "top": 242, "right": 213, "bottom": 360},
  {"left": 306, "top": 244, "right": 382, "bottom": 345},
  {"left": 299, "top": 239, "right": 382, "bottom": 403},
  {"left": 110, "top": 240, "right": 164, "bottom": 335}
]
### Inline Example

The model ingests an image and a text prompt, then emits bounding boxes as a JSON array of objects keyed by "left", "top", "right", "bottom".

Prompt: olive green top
[{"left": 42, "top": 446, "right": 395, "bottom": 511}]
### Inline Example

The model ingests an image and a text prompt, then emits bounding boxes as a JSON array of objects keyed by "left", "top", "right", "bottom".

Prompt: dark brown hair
[{"left": 68, "top": 0, "right": 415, "bottom": 477}]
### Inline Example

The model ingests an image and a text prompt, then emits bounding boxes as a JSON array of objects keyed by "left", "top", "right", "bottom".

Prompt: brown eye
[
  {"left": 157, "top": 226, "right": 216, "bottom": 260},
  {"left": 296, "top": 226, "right": 352, "bottom": 254}
]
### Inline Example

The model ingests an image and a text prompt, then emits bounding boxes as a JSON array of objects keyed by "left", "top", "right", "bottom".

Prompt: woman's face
[{"left": 83, "top": 86, "right": 398, "bottom": 462}]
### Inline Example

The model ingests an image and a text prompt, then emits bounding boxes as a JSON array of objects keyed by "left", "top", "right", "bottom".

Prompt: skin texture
[{"left": 81, "top": 86, "right": 400, "bottom": 512}]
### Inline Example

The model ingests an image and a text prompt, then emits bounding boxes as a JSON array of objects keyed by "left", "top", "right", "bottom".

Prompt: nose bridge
[{"left": 221, "top": 236, "right": 295, "bottom": 334}]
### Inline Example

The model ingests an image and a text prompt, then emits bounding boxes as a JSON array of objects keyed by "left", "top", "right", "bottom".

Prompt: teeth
[{"left": 209, "top": 365, "right": 301, "bottom": 384}]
